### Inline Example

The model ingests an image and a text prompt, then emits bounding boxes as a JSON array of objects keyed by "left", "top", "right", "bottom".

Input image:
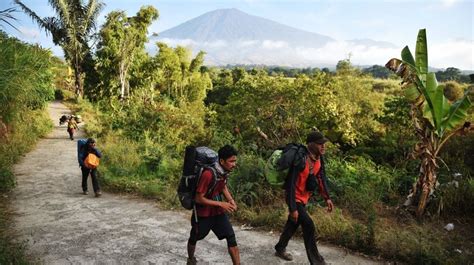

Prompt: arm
[
  {"left": 222, "top": 185, "right": 237, "bottom": 209},
  {"left": 285, "top": 168, "right": 299, "bottom": 222},
  {"left": 195, "top": 192, "right": 235, "bottom": 212},
  {"left": 317, "top": 157, "right": 333, "bottom": 212},
  {"left": 195, "top": 170, "right": 235, "bottom": 212},
  {"left": 92, "top": 148, "right": 102, "bottom": 158}
]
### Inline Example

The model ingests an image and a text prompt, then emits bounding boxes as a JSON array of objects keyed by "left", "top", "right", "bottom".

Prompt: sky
[{"left": 1, "top": 0, "right": 473, "bottom": 70}]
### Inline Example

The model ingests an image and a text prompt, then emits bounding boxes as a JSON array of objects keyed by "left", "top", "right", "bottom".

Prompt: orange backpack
[{"left": 84, "top": 153, "right": 100, "bottom": 169}]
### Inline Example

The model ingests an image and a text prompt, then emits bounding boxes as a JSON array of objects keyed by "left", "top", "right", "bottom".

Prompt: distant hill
[{"left": 151, "top": 8, "right": 400, "bottom": 67}]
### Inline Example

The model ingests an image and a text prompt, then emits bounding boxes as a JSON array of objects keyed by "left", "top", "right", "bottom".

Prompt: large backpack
[
  {"left": 77, "top": 139, "right": 88, "bottom": 166},
  {"left": 177, "top": 146, "right": 219, "bottom": 210},
  {"left": 265, "top": 143, "right": 307, "bottom": 188}
]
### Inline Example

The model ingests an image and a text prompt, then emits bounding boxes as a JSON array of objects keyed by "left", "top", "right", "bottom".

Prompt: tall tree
[
  {"left": 386, "top": 29, "right": 473, "bottom": 217},
  {"left": 95, "top": 6, "right": 158, "bottom": 100},
  {"left": 14, "top": 0, "right": 104, "bottom": 98}
]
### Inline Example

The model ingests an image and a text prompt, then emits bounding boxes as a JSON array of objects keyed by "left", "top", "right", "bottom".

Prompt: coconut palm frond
[{"left": 0, "top": 7, "right": 20, "bottom": 31}]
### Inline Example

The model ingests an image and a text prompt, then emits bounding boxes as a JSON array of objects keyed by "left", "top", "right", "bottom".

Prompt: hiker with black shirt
[
  {"left": 274, "top": 131, "right": 334, "bottom": 265},
  {"left": 78, "top": 138, "right": 102, "bottom": 197},
  {"left": 187, "top": 145, "right": 240, "bottom": 265}
]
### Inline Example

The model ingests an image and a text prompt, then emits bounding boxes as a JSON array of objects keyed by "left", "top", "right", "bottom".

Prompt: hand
[
  {"left": 220, "top": 202, "right": 237, "bottom": 213},
  {"left": 290, "top": 210, "right": 298, "bottom": 223},
  {"left": 229, "top": 199, "right": 237, "bottom": 211},
  {"left": 326, "top": 199, "right": 334, "bottom": 213}
]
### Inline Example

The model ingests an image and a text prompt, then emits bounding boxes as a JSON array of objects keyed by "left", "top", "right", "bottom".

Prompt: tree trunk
[
  {"left": 414, "top": 139, "right": 438, "bottom": 218},
  {"left": 119, "top": 62, "right": 126, "bottom": 100},
  {"left": 74, "top": 66, "right": 83, "bottom": 98}
]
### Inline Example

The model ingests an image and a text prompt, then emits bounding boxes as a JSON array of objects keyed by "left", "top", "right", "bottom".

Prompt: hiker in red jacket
[{"left": 187, "top": 145, "right": 240, "bottom": 265}]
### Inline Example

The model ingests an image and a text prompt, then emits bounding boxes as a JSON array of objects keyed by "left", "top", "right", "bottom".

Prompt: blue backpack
[{"left": 77, "top": 139, "right": 88, "bottom": 166}]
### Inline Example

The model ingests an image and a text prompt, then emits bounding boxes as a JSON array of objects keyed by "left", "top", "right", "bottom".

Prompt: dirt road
[{"left": 9, "top": 101, "right": 384, "bottom": 264}]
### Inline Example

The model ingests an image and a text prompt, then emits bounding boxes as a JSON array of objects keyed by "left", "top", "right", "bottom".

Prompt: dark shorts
[{"left": 189, "top": 213, "right": 235, "bottom": 242}]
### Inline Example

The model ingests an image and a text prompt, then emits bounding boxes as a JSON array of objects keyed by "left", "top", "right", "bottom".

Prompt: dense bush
[{"left": 0, "top": 31, "right": 56, "bottom": 191}]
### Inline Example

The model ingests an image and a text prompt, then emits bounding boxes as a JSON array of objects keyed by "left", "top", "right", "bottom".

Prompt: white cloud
[
  {"left": 441, "top": 0, "right": 458, "bottom": 7},
  {"left": 159, "top": 38, "right": 198, "bottom": 47},
  {"left": 157, "top": 38, "right": 228, "bottom": 48},
  {"left": 261, "top": 40, "right": 288, "bottom": 49},
  {"left": 19, "top": 27, "right": 40, "bottom": 40},
  {"left": 152, "top": 37, "right": 473, "bottom": 70},
  {"left": 238, "top": 40, "right": 259, "bottom": 48},
  {"left": 429, "top": 39, "right": 474, "bottom": 70}
]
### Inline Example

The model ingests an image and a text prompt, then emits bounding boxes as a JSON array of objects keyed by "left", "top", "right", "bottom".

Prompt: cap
[{"left": 306, "top": 131, "right": 328, "bottom": 144}]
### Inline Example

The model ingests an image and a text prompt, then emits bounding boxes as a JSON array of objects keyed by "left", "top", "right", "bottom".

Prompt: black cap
[{"left": 306, "top": 131, "right": 328, "bottom": 144}]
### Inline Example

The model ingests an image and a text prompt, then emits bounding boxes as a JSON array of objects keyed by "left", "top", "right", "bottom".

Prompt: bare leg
[
  {"left": 187, "top": 242, "right": 196, "bottom": 264},
  {"left": 228, "top": 246, "right": 240, "bottom": 265}
]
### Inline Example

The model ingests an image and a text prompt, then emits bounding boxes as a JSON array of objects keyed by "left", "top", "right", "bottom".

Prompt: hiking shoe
[
  {"left": 275, "top": 250, "right": 293, "bottom": 261},
  {"left": 83, "top": 191, "right": 88, "bottom": 195},
  {"left": 95, "top": 191, "right": 102, "bottom": 197},
  {"left": 186, "top": 256, "right": 197, "bottom": 265}
]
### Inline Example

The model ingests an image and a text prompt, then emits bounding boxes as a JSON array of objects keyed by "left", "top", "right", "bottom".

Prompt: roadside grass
[
  {"left": 0, "top": 109, "right": 52, "bottom": 264},
  {"left": 74, "top": 100, "right": 473, "bottom": 265},
  {"left": 0, "top": 201, "right": 29, "bottom": 265}
]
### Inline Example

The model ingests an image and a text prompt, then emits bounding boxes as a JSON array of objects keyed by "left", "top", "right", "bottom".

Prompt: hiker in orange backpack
[
  {"left": 67, "top": 116, "right": 78, "bottom": 140},
  {"left": 78, "top": 138, "right": 102, "bottom": 197}
]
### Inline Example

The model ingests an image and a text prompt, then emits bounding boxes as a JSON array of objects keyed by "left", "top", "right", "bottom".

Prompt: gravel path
[{"left": 10, "top": 101, "right": 385, "bottom": 264}]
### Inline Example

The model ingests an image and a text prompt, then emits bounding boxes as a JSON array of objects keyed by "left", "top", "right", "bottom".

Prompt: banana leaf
[
  {"left": 401, "top": 46, "right": 416, "bottom": 68},
  {"left": 404, "top": 84, "right": 421, "bottom": 102},
  {"left": 441, "top": 93, "right": 472, "bottom": 132},
  {"left": 415, "top": 29, "right": 428, "bottom": 74},
  {"left": 423, "top": 73, "right": 449, "bottom": 135}
]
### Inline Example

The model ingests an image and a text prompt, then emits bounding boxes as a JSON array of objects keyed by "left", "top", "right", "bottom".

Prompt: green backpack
[{"left": 265, "top": 143, "right": 307, "bottom": 188}]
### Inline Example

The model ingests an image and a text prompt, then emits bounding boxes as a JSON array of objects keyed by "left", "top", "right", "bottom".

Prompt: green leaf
[
  {"left": 423, "top": 73, "right": 449, "bottom": 135},
  {"left": 422, "top": 101, "right": 434, "bottom": 127},
  {"left": 441, "top": 93, "right": 472, "bottom": 132},
  {"left": 415, "top": 29, "right": 428, "bottom": 74},
  {"left": 404, "top": 84, "right": 421, "bottom": 102},
  {"left": 401, "top": 46, "right": 416, "bottom": 68}
]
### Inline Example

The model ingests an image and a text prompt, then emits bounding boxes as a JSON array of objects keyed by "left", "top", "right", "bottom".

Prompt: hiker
[
  {"left": 78, "top": 138, "right": 102, "bottom": 197},
  {"left": 274, "top": 131, "right": 334, "bottom": 265},
  {"left": 67, "top": 116, "right": 78, "bottom": 140},
  {"left": 187, "top": 145, "right": 240, "bottom": 265}
]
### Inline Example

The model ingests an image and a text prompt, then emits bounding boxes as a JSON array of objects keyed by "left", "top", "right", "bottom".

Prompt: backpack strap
[{"left": 204, "top": 167, "right": 219, "bottom": 198}]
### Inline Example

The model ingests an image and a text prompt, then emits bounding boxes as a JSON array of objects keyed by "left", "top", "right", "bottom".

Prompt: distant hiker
[
  {"left": 78, "top": 138, "right": 102, "bottom": 197},
  {"left": 187, "top": 145, "right": 240, "bottom": 265},
  {"left": 67, "top": 116, "right": 78, "bottom": 140},
  {"left": 274, "top": 131, "right": 334, "bottom": 265}
]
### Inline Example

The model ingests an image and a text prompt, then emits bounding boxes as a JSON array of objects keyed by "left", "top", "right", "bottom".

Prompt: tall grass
[{"left": 0, "top": 31, "right": 56, "bottom": 264}]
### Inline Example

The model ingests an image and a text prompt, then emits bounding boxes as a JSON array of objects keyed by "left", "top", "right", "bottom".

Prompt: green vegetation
[
  {"left": 15, "top": 0, "right": 104, "bottom": 97},
  {"left": 5, "top": 1, "right": 474, "bottom": 263},
  {"left": 63, "top": 15, "right": 474, "bottom": 263},
  {"left": 0, "top": 31, "right": 58, "bottom": 264},
  {"left": 386, "top": 29, "right": 472, "bottom": 217}
]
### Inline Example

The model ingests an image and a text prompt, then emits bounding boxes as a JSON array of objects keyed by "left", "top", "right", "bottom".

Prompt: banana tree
[{"left": 386, "top": 29, "right": 473, "bottom": 217}]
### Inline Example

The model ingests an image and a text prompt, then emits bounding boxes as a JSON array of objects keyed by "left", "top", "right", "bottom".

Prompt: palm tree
[
  {"left": 386, "top": 29, "right": 473, "bottom": 217},
  {"left": 0, "top": 7, "right": 19, "bottom": 31},
  {"left": 14, "top": 0, "right": 104, "bottom": 97}
]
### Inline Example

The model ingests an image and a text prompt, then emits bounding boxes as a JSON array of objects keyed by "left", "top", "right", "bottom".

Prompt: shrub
[{"left": 443, "top": 81, "right": 464, "bottom": 101}]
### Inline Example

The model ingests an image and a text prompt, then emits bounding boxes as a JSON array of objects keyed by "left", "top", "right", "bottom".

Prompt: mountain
[
  {"left": 158, "top": 8, "right": 334, "bottom": 47},
  {"left": 151, "top": 8, "right": 400, "bottom": 67}
]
